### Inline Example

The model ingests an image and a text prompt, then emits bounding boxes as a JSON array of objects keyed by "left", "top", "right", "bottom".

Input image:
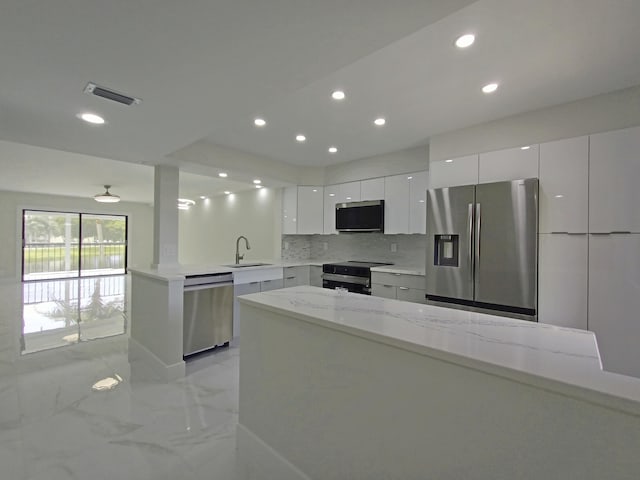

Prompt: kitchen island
[{"left": 237, "top": 286, "right": 640, "bottom": 480}]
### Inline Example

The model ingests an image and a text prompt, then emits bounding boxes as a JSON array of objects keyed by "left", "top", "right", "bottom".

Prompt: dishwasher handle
[{"left": 184, "top": 281, "right": 233, "bottom": 292}]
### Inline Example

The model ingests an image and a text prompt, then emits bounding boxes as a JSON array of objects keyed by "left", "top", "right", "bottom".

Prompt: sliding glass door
[{"left": 22, "top": 210, "right": 127, "bottom": 281}]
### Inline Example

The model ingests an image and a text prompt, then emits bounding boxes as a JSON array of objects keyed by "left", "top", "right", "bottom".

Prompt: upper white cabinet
[
  {"left": 539, "top": 136, "right": 588, "bottom": 233},
  {"left": 538, "top": 234, "right": 588, "bottom": 330},
  {"left": 383, "top": 172, "right": 429, "bottom": 234},
  {"left": 589, "top": 233, "right": 640, "bottom": 378},
  {"left": 282, "top": 186, "right": 298, "bottom": 235},
  {"left": 589, "top": 126, "right": 640, "bottom": 233},
  {"left": 297, "top": 186, "right": 324, "bottom": 234},
  {"left": 323, "top": 181, "right": 361, "bottom": 234},
  {"left": 408, "top": 171, "right": 429, "bottom": 234},
  {"left": 429, "top": 154, "right": 478, "bottom": 189},
  {"left": 479, "top": 144, "right": 539, "bottom": 184},
  {"left": 360, "top": 178, "right": 385, "bottom": 201},
  {"left": 384, "top": 174, "right": 411, "bottom": 234}
]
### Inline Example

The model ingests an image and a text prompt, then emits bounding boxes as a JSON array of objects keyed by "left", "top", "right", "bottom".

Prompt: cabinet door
[
  {"left": 539, "top": 137, "right": 588, "bottom": 234},
  {"left": 396, "top": 287, "right": 427, "bottom": 304},
  {"left": 429, "top": 154, "right": 478, "bottom": 189},
  {"left": 409, "top": 171, "right": 429, "bottom": 234},
  {"left": 589, "top": 126, "right": 640, "bottom": 233},
  {"left": 538, "top": 234, "right": 588, "bottom": 330},
  {"left": 589, "top": 234, "right": 640, "bottom": 378},
  {"left": 297, "top": 186, "right": 324, "bottom": 234},
  {"left": 340, "top": 181, "right": 361, "bottom": 203},
  {"left": 479, "top": 145, "right": 539, "bottom": 184},
  {"left": 384, "top": 174, "right": 411, "bottom": 234},
  {"left": 371, "top": 283, "right": 396, "bottom": 299},
  {"left": 260, "top": 278, "right": 284, "bottom": 292},
  {"left": 361, "top": 178, "right": 385, "bottom": 201},
  {"left": 282, "top": 186, "right": 298, "bottom": 234},
  {"left": 323, "top": 185, "right": 340, "bottom": 234},
  {"left": 309, "top": 266, "right": 323, "bottom": 287},
  {"left": 233, "top": 281, "right": 260, "bottom": 338}
]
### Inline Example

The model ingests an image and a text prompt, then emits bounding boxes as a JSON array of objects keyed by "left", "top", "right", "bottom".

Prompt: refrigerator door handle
[
  {"left": 467, "top": 203, "right": 474, "bottom": 280},
  {"left": 475, "top": 203, "right": 481, "bottom": 270}
]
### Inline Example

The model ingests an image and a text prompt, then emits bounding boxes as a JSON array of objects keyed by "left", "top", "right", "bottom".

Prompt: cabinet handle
[
  {"left": 383, "top": 285, "right": 393, "bottom": 288},
  {"left": 589, "top": 233, "right": 611, "bottom": 236},
  {"left": 550, "top": 231, "right": 569, "bottom": 234},
  {"left": 263, "top": 280, "right": 271, "bottom": 283},
  {"left": 285, "top": 276, "right": 296, "bottom": 280},
  {"left": 610, "top": 231, "right": 632, "bottom": 234},
  {"left": 250, "top": 282, "right": 259, "bottom": 285}
]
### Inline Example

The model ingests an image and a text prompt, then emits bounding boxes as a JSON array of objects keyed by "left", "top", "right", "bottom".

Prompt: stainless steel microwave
[{"left": 335, "top": 200, "right": 385, "bottom": 232}]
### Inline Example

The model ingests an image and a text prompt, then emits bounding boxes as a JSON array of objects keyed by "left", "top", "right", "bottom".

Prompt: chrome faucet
[{"left": 235, "top": 236, "right": 251, "bottom": 264}]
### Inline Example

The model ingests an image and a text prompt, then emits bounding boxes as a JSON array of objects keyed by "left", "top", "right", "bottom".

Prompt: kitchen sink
[{"left": 223, "top": 262, "right": 273, "bottom": 268}]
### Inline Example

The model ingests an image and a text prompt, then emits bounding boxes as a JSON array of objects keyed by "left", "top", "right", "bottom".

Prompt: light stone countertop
[
  {"left": 239, "top": 285, "right": 640, "bottom": 415},
  {"left": 370, "top": 265, "right": 425, "bottom": 275}
]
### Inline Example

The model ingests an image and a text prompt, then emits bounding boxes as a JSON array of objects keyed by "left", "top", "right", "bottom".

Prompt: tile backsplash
[{"left": 282, "top": 233, "right": 426, "bottom": 267}]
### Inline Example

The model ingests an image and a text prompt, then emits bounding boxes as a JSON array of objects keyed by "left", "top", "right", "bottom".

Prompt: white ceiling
[{"left": 1, "top": 0, "right": 640, "bottom": 199}]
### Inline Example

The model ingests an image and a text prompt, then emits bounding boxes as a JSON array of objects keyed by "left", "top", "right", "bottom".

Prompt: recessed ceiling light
[
  {"left": 296, "top": 134, "right": 306, "bottom": 142},
  {"left": 346, "top": 197, "right": 352, "bottom": 200},
  {"left": 407, "top": 176, "right": 413, "bottom": 180},
  {"left": 78, "top": 112, "right": 105, "bottom": 125},
  {"left": 312, "top": 189, "right": 318, "bottom": 192},
  {"left": 329, "top": 193, "right": 335, "bottom": 197},
  {"left": 554, "top": 194, "right": 564, "bottom": 198},
  {"left": 253, "top": 179, "right": 261, "bottom": 184},
  {"left": 199, "top": 196, "right": 207, "bottom": 200},
  {"left": 328, "top": 146, "right": 338, "bottom": 154},
  {"left": 255, "top": 185, "right": 263, "bottom": 189},
  {"left": 224, "top": 191, "right": 231, "bottom": 195},
  {"left": 331, "top": 90, "right": 345, "bottom": 100},
  {"left": 218, "top": 172, "right": 228, "bottom": 178},
  {"left": 521, "top": 145, "right": 531, "bottom": 150},
  {"left": 374, "top": 118, "right": 386, "bottom": 126},
  {"left": 445, "top": 159, "right": 454, "bottom": 163},
  {"left": 455, "top": 33, "right": 475, "bottom": 48},
  {"left": 254, "top": 118, "right": 266, "bottom": 127},
  {"left": 482, "top": 82, "right": 499, "bottom": 94}
]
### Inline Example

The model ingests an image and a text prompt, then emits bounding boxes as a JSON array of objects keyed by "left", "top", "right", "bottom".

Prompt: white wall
[
  {"left": 179, "top": 187, "right": 281, "bottom": 265},
  {"left": 0, "top": 190, "right": 154, "bottom": 281},
  {"left": 429, "top": 84, "right": 640, "bottom": 161},
  {"left": 323, "top": 146, "right": 429, "bottom": 185}
]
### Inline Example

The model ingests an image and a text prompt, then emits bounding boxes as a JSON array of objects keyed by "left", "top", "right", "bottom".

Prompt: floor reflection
[{"left": 21, "top": 275, "right": 127, "bottom": 354}]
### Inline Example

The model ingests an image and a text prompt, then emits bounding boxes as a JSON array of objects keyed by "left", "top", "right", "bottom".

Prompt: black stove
[{"left": 322, "top": 261, "right": 393, "bottom": 295}]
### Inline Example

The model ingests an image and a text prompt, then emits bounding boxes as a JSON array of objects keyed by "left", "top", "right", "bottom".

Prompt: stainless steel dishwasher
[{"left": 183, "top": 272, "right": 234, "bottom": 357}]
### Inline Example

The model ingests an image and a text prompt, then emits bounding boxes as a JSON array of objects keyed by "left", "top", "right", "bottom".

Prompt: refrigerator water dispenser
[{"left": 434, "top": 234, "right": 459, "bottom": 267}]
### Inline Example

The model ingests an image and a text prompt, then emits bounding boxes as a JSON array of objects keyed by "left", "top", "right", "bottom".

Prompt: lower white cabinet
[
  {"left": 309, "top": 265, "right": 323, "bottom": 287},
  {"left": 537, "top": 234, "right": 588, "bottom": 330},
  {"left": 233, "top": 277, "right": 284, "bottom": 337},
  {"left": 588, "top": 234, "right": 640, "bottom": 378},
  {"left": 283, "top": 266, "right": 310, "bottom": 287},
  {"left": 371, "top": 271, "right": 426, "bottom": 304}
]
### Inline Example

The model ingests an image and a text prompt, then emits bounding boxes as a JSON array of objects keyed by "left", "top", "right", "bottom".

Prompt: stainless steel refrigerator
[{"left": 425, "top": 178, "right": 538, "bottom": 318}]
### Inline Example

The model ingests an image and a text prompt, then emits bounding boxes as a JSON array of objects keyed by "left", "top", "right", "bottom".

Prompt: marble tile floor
[{"left": 0, "top": 279, "right": 241, "bottom": 480}]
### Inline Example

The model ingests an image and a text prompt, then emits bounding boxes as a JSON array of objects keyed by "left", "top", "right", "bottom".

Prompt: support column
[{"left": 152, "top": 165, "right": 179, "bottom": 270}]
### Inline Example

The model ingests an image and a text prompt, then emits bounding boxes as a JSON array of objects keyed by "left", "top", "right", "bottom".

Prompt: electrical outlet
[{"left": 390, "top": 243, "right": 397, "bottom": 252}]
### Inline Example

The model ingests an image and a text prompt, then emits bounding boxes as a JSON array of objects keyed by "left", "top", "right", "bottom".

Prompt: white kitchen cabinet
[
  {"left": 282, "top": 186, "right": 298, "bottom": 235},
  {"left": 429, "top": 154, "right": 478, "bottom": 189},
  {"left": 479, "top": 144, "right": 539, "bottom": 184},
  {"left": 309, "top": 265, "right": 323, "bottom": 287},
  {"left": 589, "top": 126, "right": 640, "bottom": 233},
  {"left": 589, "top": 233, "right": 640, "bottom": 378},
  {"left": 384, "top": 174, "right": 411, "bottom": 234},
  {"left": 361, "top": 178, "right": 385, "bottom": 201},
  {"left": 283, "top": 265, "right": 310, "bottom": 287},
  {"left": 539, "top": 136, "right": 588, "bottom": 234},
  {"left": 408, "top": 171, "right": 429, "bottom": 234},
  {"left": 537, "top": 234, "right": 588, "bottom": 330},
  {"left": 371, "top": 271, "right": 426, "bottom": 304},
  {"left": 297, "top": 186, "right": 324, "bottom": 234},
  {"left": 323, "top": 182, "right": 361, "bottom": 234}
]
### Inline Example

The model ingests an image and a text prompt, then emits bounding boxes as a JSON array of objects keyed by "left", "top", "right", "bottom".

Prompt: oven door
[{"left": 322, "top": 273, "right": 370, "bottom": 295}]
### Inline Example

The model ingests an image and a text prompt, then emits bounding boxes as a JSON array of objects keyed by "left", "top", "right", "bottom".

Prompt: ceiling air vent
[{"left": 84, "top": 82, "right": 141, "bottom": 106}]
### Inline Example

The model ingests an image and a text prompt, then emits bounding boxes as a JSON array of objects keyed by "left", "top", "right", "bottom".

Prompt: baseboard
[
  {"left": 128, "top": 337, "right": 185, "bottom": 382},
  {"left": 236, "top": 424, "right": 312, "bottom": 480}
]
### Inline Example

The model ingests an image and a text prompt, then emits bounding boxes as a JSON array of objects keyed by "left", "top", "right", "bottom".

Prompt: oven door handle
[{"left": 321, "top": 273, "right": 369, "bottom": 286}]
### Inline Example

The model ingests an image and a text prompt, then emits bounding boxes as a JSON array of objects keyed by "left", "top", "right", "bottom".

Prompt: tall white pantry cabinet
[{"left": 588, "top": 126, "right": 640, "bottom": 378}]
